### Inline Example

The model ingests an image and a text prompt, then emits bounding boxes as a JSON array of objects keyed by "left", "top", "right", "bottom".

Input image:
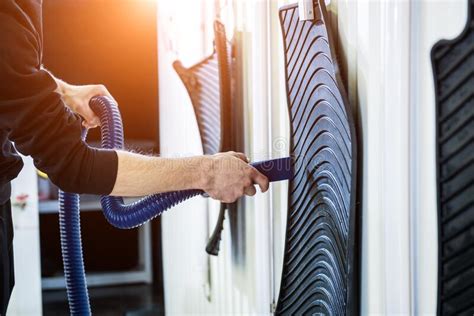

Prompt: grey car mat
[
  {"left": 173, "top": 21, "right": 234, "bottom": 256},
  {"left": 276, "top": 0, "right": 358, "bottom": 314},
  {"left": 431, "top": 1, "right": 474, "bottom": 315}
]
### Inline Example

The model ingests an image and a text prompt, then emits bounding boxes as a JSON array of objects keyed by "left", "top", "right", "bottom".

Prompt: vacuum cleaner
[{"left": 59, "top": 95, "right": 292, "bottom": 315}]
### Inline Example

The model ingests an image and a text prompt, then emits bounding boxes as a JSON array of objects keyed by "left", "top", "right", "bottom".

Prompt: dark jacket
[{"left": 0, "top": 0, "right": 118, "bottom": 202}]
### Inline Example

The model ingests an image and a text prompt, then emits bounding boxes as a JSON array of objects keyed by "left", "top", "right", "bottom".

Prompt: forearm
[{"left": 110, "top": 151, "right": 209, "bottom": 197}]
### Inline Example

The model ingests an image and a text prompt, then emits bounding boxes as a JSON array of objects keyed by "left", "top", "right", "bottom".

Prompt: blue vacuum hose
[{"left": 59, "top": 96, "right": 292, "bottom": 315}]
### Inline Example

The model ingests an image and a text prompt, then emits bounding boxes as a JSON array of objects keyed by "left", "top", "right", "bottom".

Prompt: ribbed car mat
[
  {"left": 173, "top": 21, "right": 231, "bottom": 155},
  {"left": 276, "top": 0, "right": 358, "bottom": 314},
  {"left": 173, "top": 21, "right": 234, "bottom": 257},
  {"left": 432, "top": 1, "right": 474, "bottom": 315}
]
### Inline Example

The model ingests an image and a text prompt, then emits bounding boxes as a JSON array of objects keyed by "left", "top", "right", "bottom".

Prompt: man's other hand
[{"left": 55, "top": 80, "right": 115, "bottom": 129}]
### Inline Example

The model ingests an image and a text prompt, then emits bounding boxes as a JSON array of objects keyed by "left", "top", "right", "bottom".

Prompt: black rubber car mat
[
  {"left": 173, "top": 21, "right": 234, "bottom": 257},
  {"left": 173, "top": 21, "right": 232, "bottom": 155},
  {"left": 276, "top": 0, "right": 358, "bottom": 314},
  {"left": 431, "top": 1, "right": 474, "bottom": 315}
]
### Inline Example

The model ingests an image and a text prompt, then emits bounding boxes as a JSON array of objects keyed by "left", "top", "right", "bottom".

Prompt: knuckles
[{"left": 243, "top": 179, "right": 252, "bottom": 187}]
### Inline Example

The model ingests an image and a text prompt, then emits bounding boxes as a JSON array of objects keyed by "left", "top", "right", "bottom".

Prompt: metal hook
[
  {"left": 298, "top": 0, "right": 315, "bottom": 21},
  {"left": 298, "top": 0, "right": 329, "bottom": 22}
]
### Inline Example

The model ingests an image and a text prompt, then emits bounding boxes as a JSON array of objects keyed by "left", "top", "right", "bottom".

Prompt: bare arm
[
  {"left": 112, "top": 151, "right": 269, "bottom": 203},
  {"left": 111, "top": 151, "right": 205, "bottom": 196}
]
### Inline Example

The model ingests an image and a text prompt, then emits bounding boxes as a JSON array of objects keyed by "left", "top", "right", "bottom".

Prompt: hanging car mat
[
  {"left": 173, "top": 20, "right": 234, "bottom": 256},
  {"left": 276, "top": 0, "right": 358, "bottom": 314},
  {"left": 431, "top": 1, "right": 474, "bottom": 315},
  {"left": 173, "top": 21, "right": 231, "bottom": 155}
]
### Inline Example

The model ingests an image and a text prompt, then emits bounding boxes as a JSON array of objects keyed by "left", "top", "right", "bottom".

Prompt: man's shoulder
[
  {"left": 0, "top": 1, "right": 41, "bottom": 54},
  {"left": 0, "top": 12, "right": 41, "bottom": 76}
]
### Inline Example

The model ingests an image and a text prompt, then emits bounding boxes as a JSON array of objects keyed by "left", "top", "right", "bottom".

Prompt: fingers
[
  {"left": 248, "top": 167, "right": 269, "bottom": 193},
  {"left": 79, "top": 102, "right": 101, "bottom": 128},
  {"left": 244, "top": 185, "right": 257, "bottom": 197},
  {"left": 227, "top": 151, "right": 249, "bottom": 162},
  {"left": 82, "top": 119, "right": 99, "bottom": 129},
  {"left": 86, "top": 84, "right": 114, "bottom": 127},
  {"left": 93, "top": 84, "right": 116, "bottom": 102},
  {"left": 230, "top": 153, "right": 268, "bottom": 194}
]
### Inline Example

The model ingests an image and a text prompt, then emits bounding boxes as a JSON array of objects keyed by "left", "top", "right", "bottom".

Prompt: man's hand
[
  {"left": 54, "top": 79, "right": 114, "bottom": 129},
  {"left": 200, "top": 152, "right": 270, "bottom": 203}
]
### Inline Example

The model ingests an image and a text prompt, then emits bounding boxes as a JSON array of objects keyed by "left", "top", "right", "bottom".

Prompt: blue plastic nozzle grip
[{"left": 251, "top": 157, "right": 293, "bottom": 182}]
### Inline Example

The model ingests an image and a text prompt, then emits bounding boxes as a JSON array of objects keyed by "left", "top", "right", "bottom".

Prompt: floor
[{"left": 42, "top": 284, "right": 164, "bottom": 316}]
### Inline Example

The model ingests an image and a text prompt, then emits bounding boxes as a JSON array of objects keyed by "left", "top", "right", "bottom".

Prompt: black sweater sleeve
[{"left": 0, "top": 5, "right": 118, "bottom": 195}]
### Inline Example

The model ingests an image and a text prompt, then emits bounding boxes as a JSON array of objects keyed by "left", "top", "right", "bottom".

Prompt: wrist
[
  {"left": 196, "top": 156, "right": 214, "bottom": 191},
  {"left": 56, "top": 79, "right": 71, "bottom": 96},
  {"left": 42, "top": 67, "right": 65, "bottom": 95}
]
